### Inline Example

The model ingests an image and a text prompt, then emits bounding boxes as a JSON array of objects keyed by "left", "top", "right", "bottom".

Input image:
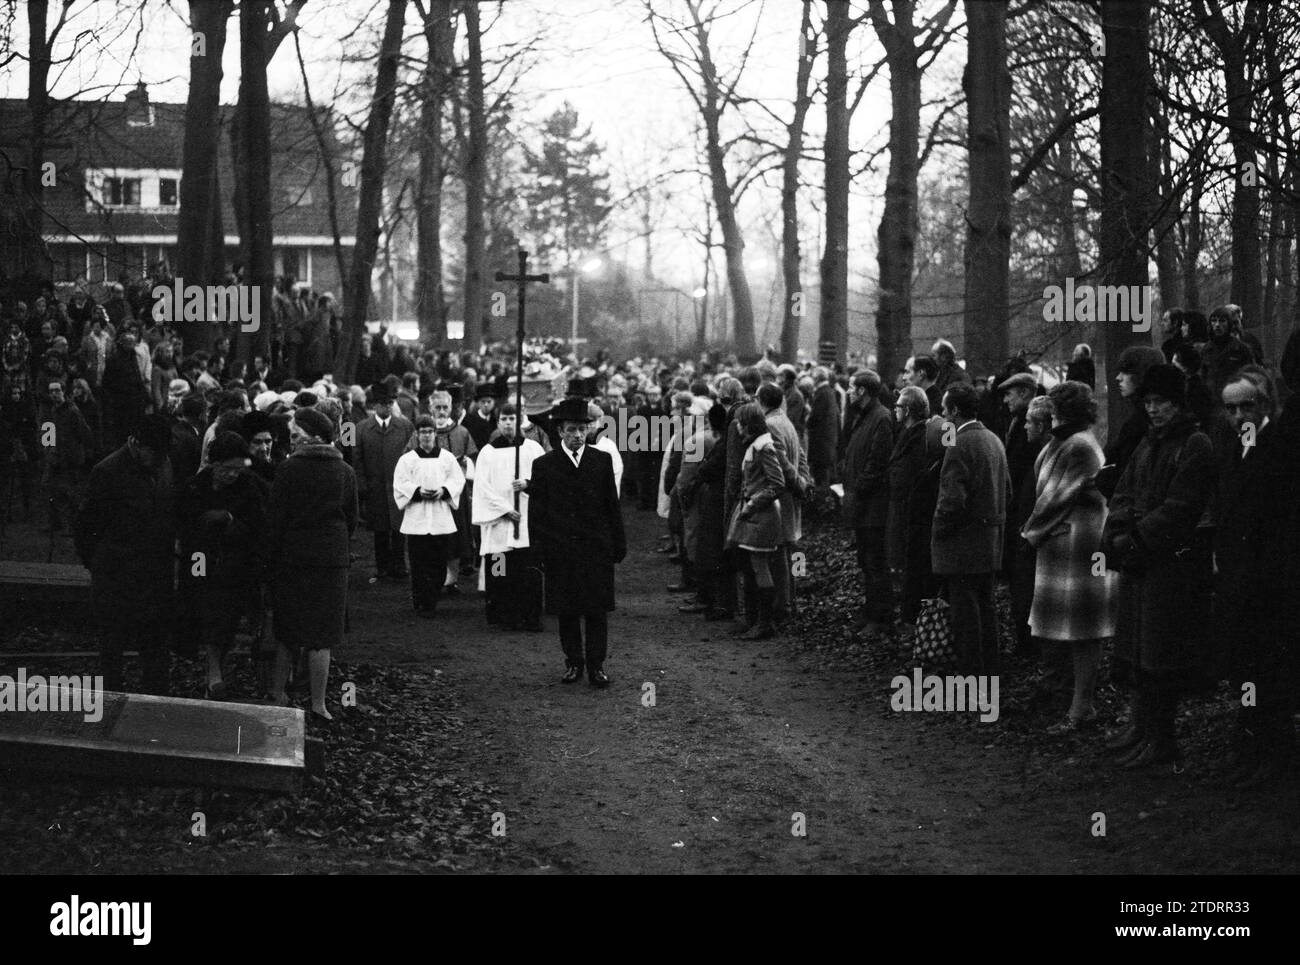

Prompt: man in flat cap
[
  {"left": 526, "top": 397, "right": 626, "bottom": 686},
  {"left": 75, "top": 413, "right": 177, "bottom": 693}
]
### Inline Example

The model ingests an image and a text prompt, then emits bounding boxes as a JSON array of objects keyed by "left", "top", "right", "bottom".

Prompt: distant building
[{"left": 0, "top": 82, "right": 355, "bottom": 292}]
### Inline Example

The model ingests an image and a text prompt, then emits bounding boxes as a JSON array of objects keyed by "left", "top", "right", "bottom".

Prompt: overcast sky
[{"left": 3, "top": 0, "right": 963, "bottom": 307}]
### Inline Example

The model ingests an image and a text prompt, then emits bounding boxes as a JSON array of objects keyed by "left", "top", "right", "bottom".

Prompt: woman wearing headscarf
[
  {"left": 724, "top": 402, "right": 785, "bottom": 640},
  {"left": 1101, "top": 365, "right": 1216, "bottom": 769},
  {"left": 268, "top": 406, "right": 358, "bottom": 721},
  {"left": 1021, "top": 382, "right": 1115, "bottom": 734}
]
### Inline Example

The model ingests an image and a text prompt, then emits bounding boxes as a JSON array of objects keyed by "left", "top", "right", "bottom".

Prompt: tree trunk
[
  {"left": 334, "top": 0, "right": 409, "bottom": 382},
  {"left": 233, "top": 0, "right": 276, "bottom": 364},
  {"left": 818, "top": 0, "right": 850, "bottom": 366},
  {"left": 416, "top": 0, "right": 454, "bottom": 346},
  {"left": 691, "top": 13, "right": 754, "bottom": 357},
  {"left": 1098, "top": 0, "right": 1153, "bottom": 431},
  {"left": 1149, "top": 99, "right": 1181, "bottom": 318},
  {"left": 19, "top": 0, "right": 53, "bottom": 282},
  {"left": 462, "top": 0, "right": 488, "bottom": 354},
  {"left": 1194, "top": 0, "right": 1263, "bottom": 329},
  {"left": 780, "top": 0, "right": 815, "bottom": 363},
  {"left": 873, "top": 45, "right": 921, "bottom": 380},
  {"left": 1183, "top": 169, "right": 1203, "bottom": 310},
  {"left": 178, "top": 0, "right": 233, "bottom": 353},
  {"left": 961, "top": 0, "right": 1011, "bottom": 376}
]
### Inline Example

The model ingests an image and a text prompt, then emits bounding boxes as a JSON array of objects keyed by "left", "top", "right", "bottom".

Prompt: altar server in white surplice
[
  {"left": 472, "top": 403, "right": 545, "bottom": 630},
  {"left": 393, "top": 414, "right": 466, "bottom": 616}
]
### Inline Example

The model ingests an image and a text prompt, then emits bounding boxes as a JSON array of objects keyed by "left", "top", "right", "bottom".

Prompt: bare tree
[
  {"left": 335, "top": 0, "right": 409, "bottom": 381},
  {"left": 177, "top": 0, "right": 233, "bottom": 353},
  {"left": 414, "top": 0, "right": 456, "bottom": 344},
  {"left": 868, "top": 0, "right": 958, "bottom": 380},
  {"left": 777, "top": 3, "right": 816, "bottom": 361},
  {"left": 1192, "top": 0, "right": 1265, "bottom": 330},
  {"left": 462, "top": 0, "right": 488, "bottom": 353},
  {"left": 647, "top": 0, "right": 763, "bottom": 357},
  {"left": 962, "top": 0, "right": 1010, "bottom": 374},
  {"left": 1098, "top": 0, "right": 1153, "bottom": 429}
]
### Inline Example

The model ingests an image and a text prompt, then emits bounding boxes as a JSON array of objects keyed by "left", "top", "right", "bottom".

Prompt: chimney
[{"left": 125, "top": 81, "right": 152, "bottom": 127}]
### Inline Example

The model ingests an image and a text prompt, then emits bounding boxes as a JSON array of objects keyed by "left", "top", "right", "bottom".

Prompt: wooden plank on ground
[{"left": 0, "top": 691, "right": 306, "bottom": 793}]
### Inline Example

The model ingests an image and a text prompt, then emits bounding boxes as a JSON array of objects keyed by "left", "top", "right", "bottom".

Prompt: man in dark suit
[
  {"left": 354, "top": 384, "right": 415, "bottom": 580},
  {"left": 527, "top": 397, "right": 626, "bottom": 687},
  {"left": 806, "top": 367, "right": 840, "bottom": 487},
  {"left": 75, "top": 413, "right": 176, "bottom": 693},
  {"left": 932, "top": 381, "right": 1009, "bottom": 675},
  {"left": 839, "top": 369, "right": 895, "bottom": 634}
]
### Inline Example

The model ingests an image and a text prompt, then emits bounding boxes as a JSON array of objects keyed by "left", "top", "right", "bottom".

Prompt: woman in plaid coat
[{"left": 1021, "top": 382, "right": 1115, "bottom": 734}]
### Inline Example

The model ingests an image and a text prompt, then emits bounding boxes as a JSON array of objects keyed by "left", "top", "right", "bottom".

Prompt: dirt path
[{"left": 352, "top": 508, "right": 1133, "bottom": 874}]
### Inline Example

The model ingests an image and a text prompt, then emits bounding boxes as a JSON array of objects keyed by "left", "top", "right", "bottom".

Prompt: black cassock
[{"left": 529, "top": 445, "right": 626, "bottom": 615}]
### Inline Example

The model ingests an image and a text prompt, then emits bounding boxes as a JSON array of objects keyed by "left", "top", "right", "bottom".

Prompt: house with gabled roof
[{"left": 0, "top": 82, "right": 355, "bottom": 295}]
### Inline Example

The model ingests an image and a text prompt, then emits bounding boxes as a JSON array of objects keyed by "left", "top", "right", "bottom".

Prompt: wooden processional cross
[{"left": 495, "top": 250, "right": 550, "bottom": 537}]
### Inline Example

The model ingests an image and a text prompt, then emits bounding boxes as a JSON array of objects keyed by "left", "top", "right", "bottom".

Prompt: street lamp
[{"left": 571, "top": 257, "right": 603, "bottom": 349}]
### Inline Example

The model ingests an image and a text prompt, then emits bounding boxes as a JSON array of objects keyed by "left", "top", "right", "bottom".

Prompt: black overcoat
[
  {"left": 529, "top": 446, "right": 626, "bottom": 616},
  {"left": 74, "top": 444, "right": 176, "bottom": 629}
]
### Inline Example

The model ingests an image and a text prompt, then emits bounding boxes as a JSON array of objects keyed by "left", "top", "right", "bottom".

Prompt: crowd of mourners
[{"left": 1, "top": 268, "right": 1296, "bottom": 784}]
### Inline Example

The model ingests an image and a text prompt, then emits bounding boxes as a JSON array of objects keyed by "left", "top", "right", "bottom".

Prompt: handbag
[{"left": 912, "top": 596, "right": 959, "bottom": 671}]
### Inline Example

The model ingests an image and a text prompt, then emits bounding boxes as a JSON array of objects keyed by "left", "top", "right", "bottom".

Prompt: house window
[
  {"left": 159, "top": 177, "right": 178, "bottom": 207},
  {"left": 105, "top": 176, "right": 141, "bottom": 206}
]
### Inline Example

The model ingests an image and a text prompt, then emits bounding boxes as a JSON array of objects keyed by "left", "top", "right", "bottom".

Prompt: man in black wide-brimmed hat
[{"left": 526, "top": 396, "right": 626, "bottom": 687}]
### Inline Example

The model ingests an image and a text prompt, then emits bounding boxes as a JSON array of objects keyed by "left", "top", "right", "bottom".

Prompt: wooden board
[
  {"left": 0, "top": 561, "right": 91, "bottom": 605},
  {"left": 0, "top": 691, "right": 307, "bottom": 793}
]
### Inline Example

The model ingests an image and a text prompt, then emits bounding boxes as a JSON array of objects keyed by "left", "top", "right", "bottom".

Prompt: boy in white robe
[
  {"left": 393, "top": 414, "right": 466, "bottom": 616},
  {"left": 472, "top": 403, "right": 545, "bottom": 630}
]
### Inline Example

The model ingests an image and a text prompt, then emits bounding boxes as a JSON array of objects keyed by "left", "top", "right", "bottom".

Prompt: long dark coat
[
  {"left": 74, "top": 444, "right": 176, "bottom": 629},
  {"left": 690, "top": 426, "right": 729, "bottom": 577},
  {"left": 354, "top": 414, "right": 413, "bottom": 531},
  {"left": 885, "top": 420, "right": 930, "bottom": 569},
  {"left": 931, "top": 420, "right": 1009, "bottom": 575},
  {"left": 1213, "top": 412, "right": 1300, "bottom": 698},
  {"left": 807, "top": 383, "right": 840, "bottom": 479},
  {"left": 529, "top": 445, "right": 626, "bottom": 616},
  {"left": 840, "top": 397, "right": 893, "bottom": 529},
  {"left": 178, "top": 466, "right": 272, "bottom": 641},
  {"left": 269, "top": 443, "right": 359, "bottom": 568},
  {"left": 1102, "top": 413, "right": 1216, "bottom": 681},
  {"left": 268, "top": 443, "right": 358, "bottom": 650}
]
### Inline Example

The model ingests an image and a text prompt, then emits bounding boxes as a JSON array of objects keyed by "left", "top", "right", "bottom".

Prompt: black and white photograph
[{"left": 0, "top": 0, "right": 1295, "bottom": 918}]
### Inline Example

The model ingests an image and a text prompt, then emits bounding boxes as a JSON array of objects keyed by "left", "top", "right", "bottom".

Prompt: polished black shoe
[
  {"left": 666, "top": 583, "right": 692, "bottom": 593},
  {"left": 561, "top": 666, "right": 583, "bottom": 684},
  {"left": 678, "top": 601, "right": 710, "bottom": 614},
  {"left": 589, "top": 668, "right": 610, "bottom": 688},
  {"left": 442, "top": 584, "right": 462, "bottom": 597}
]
